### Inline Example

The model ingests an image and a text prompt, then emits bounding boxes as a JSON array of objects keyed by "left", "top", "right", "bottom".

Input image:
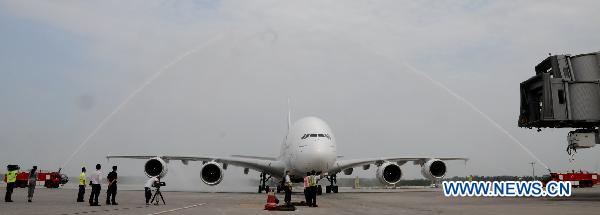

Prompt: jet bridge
[{"left": 519, "top": 51, "right": 600, "bottom": 154}]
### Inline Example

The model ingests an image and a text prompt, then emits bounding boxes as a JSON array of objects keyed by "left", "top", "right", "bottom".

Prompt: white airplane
[{"left": 108, "top": 116, "right": 467, "bottom": 194}]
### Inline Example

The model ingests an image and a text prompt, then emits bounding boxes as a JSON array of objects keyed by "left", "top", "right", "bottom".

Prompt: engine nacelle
[
  {"left": 200, "top": 161, "right": 224, "bottom": 186},
  {"left": 376, "top": 162, "right": 402, "bottom": 185},
  {"left": 144, "top": 158, "right": 168, "bottom": 178},
  {"left": 421, "top": 159, "right": 447, "bottom": 180},
  {"left": 343, "top": 168, "right": 353, "bottom": 175}
]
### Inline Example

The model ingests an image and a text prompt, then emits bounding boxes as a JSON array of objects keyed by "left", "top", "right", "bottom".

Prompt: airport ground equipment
[
  {"left": 3, "top": 169, "right": 68, "bottom": 188},
  {"left": 519, "top": 51, "right": 600, "bottom": 154},
  {"left": 151, "top": 181, "right": 166, "bottom": 205},
  {"left": 542, "top": 171, "right": 600, "bottom": 188}
]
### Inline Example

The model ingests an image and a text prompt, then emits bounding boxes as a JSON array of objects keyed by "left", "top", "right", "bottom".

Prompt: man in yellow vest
[
  {"left": 5, "top": 165, "right": 19, "bottom": 202},
  {"left": 308, "top": 171, "right": 327, "bottom": 207},
  {"left": 77, "top": 167, "right": 87, "bottom": 202}
]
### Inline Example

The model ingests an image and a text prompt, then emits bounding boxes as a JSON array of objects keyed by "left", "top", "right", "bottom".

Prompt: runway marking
[{"left": 146, "top": 203, "right": 206, "bottom": 215}]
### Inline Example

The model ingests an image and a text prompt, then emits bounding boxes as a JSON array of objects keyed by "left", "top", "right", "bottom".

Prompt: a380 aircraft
[{"left": 108, "top": 116, "right": 467, "bottom": 194}]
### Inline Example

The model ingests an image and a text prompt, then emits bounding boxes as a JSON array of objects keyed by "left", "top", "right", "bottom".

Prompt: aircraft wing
[
  {"left": 106, "top": 155, "right": 286, "bottom": 176},
  {"left": 330, "top": 156, "right": 468, "bottom": 173}
]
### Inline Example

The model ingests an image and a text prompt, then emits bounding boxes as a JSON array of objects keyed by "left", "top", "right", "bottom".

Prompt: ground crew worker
[
  {"left": 106, "top": 166, "right": 118, "bottom": 205},
  {"left": 145, "top": 176, "right": 159, "bottom": 205},
  {"left": 27, "top": 166, "right": 38, "bottom": 202},
  {"left": 303, "top": 172, "right": 311, "bottom": 206},
  {"left": 283, "top": 171, "right": 292, "bottom": 205},
  {"left": 89, "top": 164, "right": 102, "bottom": 206},
  {"left": 308, "top": 171, "right": 317, "bottom": 207},
  {"left": 77, "top": 167, "right": 86, "bottom": 202},
  {"left": 309, "top": 171, "right": 326, "bottom": 207},
  {"left": 5, "top": 165, "right": 18, "bottom": 202}
]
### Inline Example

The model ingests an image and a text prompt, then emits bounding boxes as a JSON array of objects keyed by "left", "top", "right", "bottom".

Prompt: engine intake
[
  {"left": 145, "top": 158, "right": 168, "bottom": 178},
  {"left": 376, "top": 162, "right": 402, "bottom": 185},
  {"left": 421, "top": 159, "right": 447, "bottom": 180},
  {"left": 200, "top": 162, "right": 223, "bottom": 185}
]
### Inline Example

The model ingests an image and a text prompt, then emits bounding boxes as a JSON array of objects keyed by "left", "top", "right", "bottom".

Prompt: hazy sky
[{"left": 1, "top": 0, "right": 600, "bottom": 190}]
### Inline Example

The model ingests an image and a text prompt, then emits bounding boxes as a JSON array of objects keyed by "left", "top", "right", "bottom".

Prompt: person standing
[
  {"left": 303, "top": 172, "right": 311, "bottom": 206},
  {"left": 283, "top": 171, "right": 292, "bottom": 205},
  {"left": 77, "top": 167, "right": 87, "bottom": 202},
  {"left": 27, "top": 166, "right": 38, "bottom": 202},
  {"left": 89, "top": 164, "right": 102, "bottom": 206},
  {"left": 5, "top": 165, "right": 18, "bottom": 202},
  {"left": 106, "top": 166, "right": 118, "bottom": 205},
  {"left": 309, "top": 171, "right": 326, "bottom": 207},
  {"left": 308, "top": 171, "right": 317, "bottom": 207},
  {"left": 144, "top": 176, "right": 159, "bottom": 205}
]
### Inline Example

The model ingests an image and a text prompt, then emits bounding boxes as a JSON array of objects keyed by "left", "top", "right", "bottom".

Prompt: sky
[{"left": 1, "top": 0, "right": 600, "bottom": 191}]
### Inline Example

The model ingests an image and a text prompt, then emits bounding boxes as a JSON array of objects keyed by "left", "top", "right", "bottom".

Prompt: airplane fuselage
[{"left": 280, "top": 117, "right": 337, "bottom": 181}]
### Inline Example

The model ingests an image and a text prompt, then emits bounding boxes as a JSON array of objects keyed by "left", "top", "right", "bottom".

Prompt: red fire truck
[
  {"left": 3, "top": 170, "right": 69, "bottom": 188},
  {"left": 543, "top": 171, "right": 600, "bottom": 188}
]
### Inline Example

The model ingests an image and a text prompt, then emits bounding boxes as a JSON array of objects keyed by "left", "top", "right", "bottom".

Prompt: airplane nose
[{"left": 298, "top": 141, "right": 334, "bottom": 172}]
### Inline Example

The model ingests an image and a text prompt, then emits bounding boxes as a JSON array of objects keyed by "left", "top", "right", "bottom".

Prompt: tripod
[{"left": 151, "top": 186, "right": 166, "bottom": 205}]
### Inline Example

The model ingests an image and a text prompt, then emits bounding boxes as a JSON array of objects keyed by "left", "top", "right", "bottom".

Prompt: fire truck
[
  {"left": 543, "top": 171, "right": 600, "bottom": 188},
  {"left": 3, "top": 170, "right": 69, "bottom": 188}
]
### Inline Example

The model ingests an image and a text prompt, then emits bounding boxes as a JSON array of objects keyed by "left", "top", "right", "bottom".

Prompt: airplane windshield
[{"left": 301, "top": 133, "right": 331, "bottom": 140}]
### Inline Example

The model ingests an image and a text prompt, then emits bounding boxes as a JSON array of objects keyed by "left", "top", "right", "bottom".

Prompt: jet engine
[
  {"left": 376, "top": 162, "right": 402, "bottom": 185},
  {"left": 144, "top": 157, "right": 168, "bottom": 178},
  {"left": 200, "top": 161, "right": 224, "bottom": 185},
  {"left": 420, "top": 159, "right": 447, "bottom": 180}
]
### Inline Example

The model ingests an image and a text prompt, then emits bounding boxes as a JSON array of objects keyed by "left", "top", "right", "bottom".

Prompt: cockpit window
[{"left": 301, "top": 133, "right": 332, "bottom": 140}]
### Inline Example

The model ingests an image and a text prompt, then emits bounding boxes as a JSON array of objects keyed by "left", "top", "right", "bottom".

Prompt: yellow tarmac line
[{"left": 146, "top": 203, "right": 206, "bottom": 215}]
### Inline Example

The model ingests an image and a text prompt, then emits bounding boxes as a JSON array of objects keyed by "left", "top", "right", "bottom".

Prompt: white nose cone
[
  {"left": 289, "top": 117, "right": 337, "bottom": 174},
  {"left": 297, "top": 142, "right": 335, "bottom": 173}
]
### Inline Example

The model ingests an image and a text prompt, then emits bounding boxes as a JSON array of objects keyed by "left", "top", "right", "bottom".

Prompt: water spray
[
  {"left": 61, "top": 34, "right": 224, "bottom": 169},
  {"left": 366, "top": 48, "right": 551, "bottom": 173}
]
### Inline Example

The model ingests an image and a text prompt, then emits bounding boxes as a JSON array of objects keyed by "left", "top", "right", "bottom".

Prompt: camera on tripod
[
  {"left": 151, "top": 181, "right": 166, "bottom": 205},
  {"left": 153, "top": 181, "right": 166, "bottom": 188}
]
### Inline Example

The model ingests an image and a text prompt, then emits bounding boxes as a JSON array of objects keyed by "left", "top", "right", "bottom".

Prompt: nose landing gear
[
  {"left": 325, "top": 174, "right": 338, "bottom": 193},
  {"left": 258, "top": 172, "right": 273, "bottom": 193}
]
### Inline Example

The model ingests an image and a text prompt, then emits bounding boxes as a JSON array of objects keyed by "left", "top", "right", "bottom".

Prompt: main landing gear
[
  {"left": 258, "top": 172, "right": 272, "bottom": 193},
  {"left": 325, "top": 174, "right": 338, "bottom": 194}
]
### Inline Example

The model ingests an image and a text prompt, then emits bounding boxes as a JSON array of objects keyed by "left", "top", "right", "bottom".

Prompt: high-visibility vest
[
  {"left": 309, "top": 175, "right": 317, "bottom": 187},
  {"left": 79, "top": 172, "right": 86, "bottom": 185},
  {"left": 6, "top": 170, "right": 17, "bottom": 183}
]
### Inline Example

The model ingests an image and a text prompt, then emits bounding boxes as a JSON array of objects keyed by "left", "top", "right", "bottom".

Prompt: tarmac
[{"left": 1, "top": 186, "right": 600, "bottom": 215}]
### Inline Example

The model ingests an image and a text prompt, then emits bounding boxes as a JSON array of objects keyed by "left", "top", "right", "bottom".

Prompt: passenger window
[
  {"left": 318, "top": 134, "right": 325, "bottom": 137},
  {"left": 310, "top": 134, "right": 317, "bottom": 137}
]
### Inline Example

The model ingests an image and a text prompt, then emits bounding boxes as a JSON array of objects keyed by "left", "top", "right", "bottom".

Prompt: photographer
[{"left": 144, "top": 176, "right": 160, "bottom": 205}]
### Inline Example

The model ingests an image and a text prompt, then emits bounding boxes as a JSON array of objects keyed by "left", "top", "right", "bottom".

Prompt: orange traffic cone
[{"left": 264, "top": 188, "right": 279, "bottom": 210}]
